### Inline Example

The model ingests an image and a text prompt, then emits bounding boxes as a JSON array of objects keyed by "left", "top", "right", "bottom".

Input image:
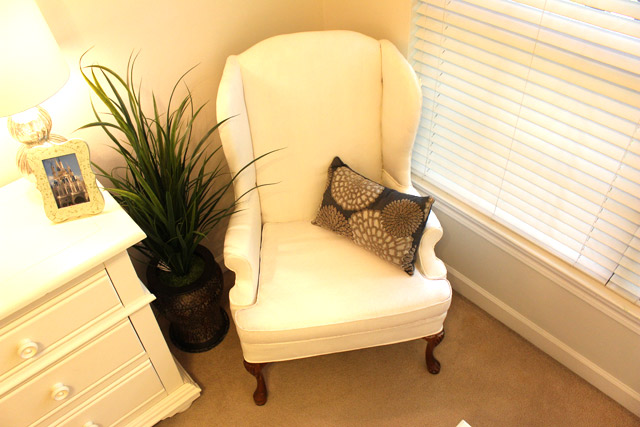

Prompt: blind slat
[
  {"left": 545, "top": 0, "right": 640, "bottom": 37},
  {"left": 418, "top": 121, "right": 508, "bottom": 175},
  {"left": 499, "top": 183, "right": 594, "bottom": 243},
  {"left": 573, "top": 0, "right": 640, "bottom": 21},
  {"left": 420, "top": 79, "right": 518, "bottom": 142},
  {"left": 411, "top": 0, "right": 640, "bottom": 302},
  {"left": 503, "top": 171, "right": 597, "bottom": 226},
  {"left": 416, "top": 13, "right": 640, "bottom": 106}
]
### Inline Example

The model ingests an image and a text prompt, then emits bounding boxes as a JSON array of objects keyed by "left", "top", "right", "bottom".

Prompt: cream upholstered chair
[{"left": 216, "top": 30, "right": 451, "bottom": 405}]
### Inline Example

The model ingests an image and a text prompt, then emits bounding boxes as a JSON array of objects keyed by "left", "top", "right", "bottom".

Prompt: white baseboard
[{"left": 447, "top": 264, "right": 640, "bottom": 417}]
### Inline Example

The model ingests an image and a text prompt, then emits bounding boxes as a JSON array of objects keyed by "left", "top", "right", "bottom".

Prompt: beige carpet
[{"left": 156, "top": 274, "right": 638, "bottom": 427}]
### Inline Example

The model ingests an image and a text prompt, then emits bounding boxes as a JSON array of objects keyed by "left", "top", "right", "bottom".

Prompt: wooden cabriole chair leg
[
  {"left": 242, "top": 331, "right": 445, "bottom": 406},
  {"left": 243, "top": 360, "right": 269, "bottom": 405},
  {"left": 423, "top": 329, "right": 445, "bottom": 374}
]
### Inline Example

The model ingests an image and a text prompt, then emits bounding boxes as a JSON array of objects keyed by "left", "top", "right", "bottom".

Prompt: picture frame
[{"left": 27, "top": 138, "right": 105, "bottom": 223}]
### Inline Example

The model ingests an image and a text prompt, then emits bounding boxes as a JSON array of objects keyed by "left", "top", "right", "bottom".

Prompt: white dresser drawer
[
  {"left": 58, "top": 360, "right": 165, "bottom": 427},
  {"left": 0, "top": 180, "right": 199, "bottom": 426},
  {"left": 0, "top": 320, "right": 145, "bottom": 427},
  {"left": 0, "top": 269, "right": 122, "bottom": 378}
]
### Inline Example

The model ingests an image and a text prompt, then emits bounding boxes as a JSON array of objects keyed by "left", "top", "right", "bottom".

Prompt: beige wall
[
  {"left": 0, "top": 0, "right": 413, "bottom": 185},
  {"left": 0, "top": 0, "right": 324, "bottom": 183},
  {"left": 0, "top": 0, "right": 410, "bottom": 257},
  {"left": 0, "top": 0, "right": 326, "bottom": 258},
  {"left": 322, "top": 0, "right": 412, "bottom": 55}
]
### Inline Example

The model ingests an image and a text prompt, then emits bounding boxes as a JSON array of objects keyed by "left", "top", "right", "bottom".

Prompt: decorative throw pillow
[{"left": 312, "top": 157, "right": 434, "bottom": 275}]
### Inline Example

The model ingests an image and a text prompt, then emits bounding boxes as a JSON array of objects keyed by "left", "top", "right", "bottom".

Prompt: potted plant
[{"left": 80, "top": 54, "right": 265, "bottom": 352}]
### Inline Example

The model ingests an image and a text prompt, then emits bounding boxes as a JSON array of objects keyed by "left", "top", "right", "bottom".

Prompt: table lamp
[{"left": 0, "top": 0, "right": 70, "bottom": 175}]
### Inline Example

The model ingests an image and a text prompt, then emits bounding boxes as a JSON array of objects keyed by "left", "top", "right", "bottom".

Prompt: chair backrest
[{"left": 217, "top": 31, "right": 421, "bottom": 224}]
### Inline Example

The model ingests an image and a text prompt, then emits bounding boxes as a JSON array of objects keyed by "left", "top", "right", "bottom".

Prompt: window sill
[{"left": 412, "top": 174, "right": 640, "bottom": 334}]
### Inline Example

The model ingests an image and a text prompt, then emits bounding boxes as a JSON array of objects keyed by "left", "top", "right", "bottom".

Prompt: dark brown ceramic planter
[{"left": 146, "top": 245, "right": 229, "bottom": 353}]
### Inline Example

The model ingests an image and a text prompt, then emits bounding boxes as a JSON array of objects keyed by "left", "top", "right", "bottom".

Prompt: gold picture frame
[{"left": 27, "top": 139, "right": 105, "bottom": 223}]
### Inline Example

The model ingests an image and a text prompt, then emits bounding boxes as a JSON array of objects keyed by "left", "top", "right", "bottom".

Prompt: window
[{"left": 410, "top": 0, "right": 639, "bottom": 303}]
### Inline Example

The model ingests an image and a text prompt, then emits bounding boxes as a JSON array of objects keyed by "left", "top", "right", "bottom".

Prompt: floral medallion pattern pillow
[{"left": 312, "top": 157, "right": 434, "bottom": 275}]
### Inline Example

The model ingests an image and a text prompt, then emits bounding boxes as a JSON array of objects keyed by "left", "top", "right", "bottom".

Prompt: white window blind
[{"left": 410, "top": 0, "right": 640, "bottom": 303}]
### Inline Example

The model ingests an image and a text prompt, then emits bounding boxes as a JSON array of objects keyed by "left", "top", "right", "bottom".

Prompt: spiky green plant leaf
[{"left": 80, "top": 52, "right": 275, "bottom": 278}]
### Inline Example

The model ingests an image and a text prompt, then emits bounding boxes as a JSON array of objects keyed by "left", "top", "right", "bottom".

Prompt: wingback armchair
[{"left": 216, "top": 30, "right": 451, "bottom": 405}]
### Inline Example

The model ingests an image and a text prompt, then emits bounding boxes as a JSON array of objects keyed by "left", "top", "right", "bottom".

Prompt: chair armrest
[
  {"left": 381, "top": 175, "right": 447, "bottom": 280},
  {"left": 224, "top": 191, "right": 262, "bottom": 310},
  {"left": 218, "top": 54, "right": 265, "bottom": 309},
  {"left": 416, "top": 212, "right": 447, "bottom": 280}
]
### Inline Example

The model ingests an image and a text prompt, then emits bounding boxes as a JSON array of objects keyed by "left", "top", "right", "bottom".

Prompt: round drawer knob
[
  {"left": 51, "top": 383, "right": 70, "bottom": 401},
  {"left": 18, "top": 340, "right": 39, "bottom": 359},
  {"left": 83, "top": 423, "right": 99, "bottom": 427}
]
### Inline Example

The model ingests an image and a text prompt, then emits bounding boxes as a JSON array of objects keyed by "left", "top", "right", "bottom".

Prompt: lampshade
[{"left": 0, "top": 0, "right": 69, "bottom": 118}]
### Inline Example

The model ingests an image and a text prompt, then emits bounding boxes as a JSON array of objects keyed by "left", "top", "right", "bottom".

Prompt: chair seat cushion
[{"left": 234, "top": 221, "right": 451, "bottom": 345}]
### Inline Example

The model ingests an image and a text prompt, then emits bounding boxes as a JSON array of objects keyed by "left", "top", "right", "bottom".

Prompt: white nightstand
[{"left": 0, "top": 178, "right": 200, "bottom": 426}]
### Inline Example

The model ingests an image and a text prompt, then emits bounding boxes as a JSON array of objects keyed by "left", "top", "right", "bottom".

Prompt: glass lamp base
[
  {"left": 15, "top": 134, "right": 66, "bottom": 176},
  {"left": 8, "top": 106, "right": 65, "bottom": 176}
]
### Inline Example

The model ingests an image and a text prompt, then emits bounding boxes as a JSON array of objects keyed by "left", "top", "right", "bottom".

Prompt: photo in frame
[{"left": 27, "top": 138, "right": 105, "bottom": 222}]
